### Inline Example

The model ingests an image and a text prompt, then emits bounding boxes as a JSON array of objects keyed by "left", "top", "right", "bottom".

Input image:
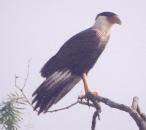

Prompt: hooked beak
[{"left": 109, "top": 15, "right": 122, "bottom": 25}]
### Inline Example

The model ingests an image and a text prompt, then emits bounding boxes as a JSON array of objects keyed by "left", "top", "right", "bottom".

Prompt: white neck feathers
[{"left": 92, "top": 16, "right": 113, "bottom": 39}]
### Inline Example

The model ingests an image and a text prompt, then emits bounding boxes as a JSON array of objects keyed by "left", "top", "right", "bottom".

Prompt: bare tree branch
[
  {"left": 15, "top": 61, "right": 32, "bottom": 106},
  {"left": 22, "top": 60, "right": 31, "bottom": 89},
  {"left": 92, "top": 111, "right": 99, "bottom": 130},
  {"left": 80, "top": 92, "right": 146, "bottom": 130},
  {"left": 14, "top": 62, "right": 146, "bottom": 130}
]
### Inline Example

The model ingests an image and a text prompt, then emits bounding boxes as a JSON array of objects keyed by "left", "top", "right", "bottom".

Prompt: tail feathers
[{"left": 32, "top": 69, "right": 81, "bottom": 114}]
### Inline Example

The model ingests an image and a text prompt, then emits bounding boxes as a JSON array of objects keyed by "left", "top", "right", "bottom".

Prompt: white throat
[{"left": 92, "top": 16, "right": 113, "bottom": 38}]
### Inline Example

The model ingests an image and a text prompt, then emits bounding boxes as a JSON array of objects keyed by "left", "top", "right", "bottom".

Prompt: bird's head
[
  {"left": 93, "top": 12, "right": 121, "bottom": 37},
  {"left": 95, "top": 12, "right": 121, "bottom": 25}
]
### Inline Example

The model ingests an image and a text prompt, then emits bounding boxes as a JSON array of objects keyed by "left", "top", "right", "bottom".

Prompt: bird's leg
[
  {"left": 82, "top": 73, "right": 98, "bottom": 96},
  {"left": 81, "top": 73, "right": 101, "bottom": 114},
  {"left": 82, "top": 73, "right": 91, "bottom": 93}
]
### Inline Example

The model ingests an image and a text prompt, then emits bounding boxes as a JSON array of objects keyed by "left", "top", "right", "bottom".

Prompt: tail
[{"left": 32, "top": 68, "right": 81, "bottom": 115}]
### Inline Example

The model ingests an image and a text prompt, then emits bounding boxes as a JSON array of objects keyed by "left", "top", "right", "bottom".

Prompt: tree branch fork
[{"left": 14, "top": 62, "right": 146, "bottom": 130}]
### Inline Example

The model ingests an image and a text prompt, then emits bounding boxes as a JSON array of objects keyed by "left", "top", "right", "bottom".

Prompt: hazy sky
[{"left": 0, "top": 0, "right": 146, "bottom": 130}]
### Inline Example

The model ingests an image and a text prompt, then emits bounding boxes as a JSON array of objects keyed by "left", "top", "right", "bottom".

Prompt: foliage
[{"left": 0, "top": 93, "right": 26, "bottom": 130}]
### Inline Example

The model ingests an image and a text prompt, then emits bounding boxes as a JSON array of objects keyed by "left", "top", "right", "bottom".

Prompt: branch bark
[
  {"left": 15, "top": 62, "right": 146, "bottom": 130},
  {"left": 80, "top": 93, "right": 146, "bottom": 130}
]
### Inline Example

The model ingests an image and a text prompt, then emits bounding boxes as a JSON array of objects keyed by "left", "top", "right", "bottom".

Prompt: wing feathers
[{"left": 32, "top": 68, "right": 80, "bottom": 114}]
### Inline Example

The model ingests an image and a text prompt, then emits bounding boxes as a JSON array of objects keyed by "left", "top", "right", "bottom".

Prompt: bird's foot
[
  {"left": 79, "top": 91, "right": 99, "bottom": 99},
  {"left": 89, "top": 91, "right": 98, "bottom": 96}
]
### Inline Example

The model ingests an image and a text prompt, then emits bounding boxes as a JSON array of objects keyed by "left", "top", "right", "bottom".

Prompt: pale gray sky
[{"left": 0, "top": 0, "right": 146, "bottom": 130}]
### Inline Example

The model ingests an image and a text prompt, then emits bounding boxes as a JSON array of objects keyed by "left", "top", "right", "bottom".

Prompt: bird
[{"left": 32, "top": 12, "right": 121, "bottom": 114}]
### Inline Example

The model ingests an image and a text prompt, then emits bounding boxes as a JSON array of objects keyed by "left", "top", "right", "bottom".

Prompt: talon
[
  {"left": 79, "top": 91, "right": 99, "bottom": 100},
  {"left": 91, "top": 91, "right": 99, "bottom": 96}
]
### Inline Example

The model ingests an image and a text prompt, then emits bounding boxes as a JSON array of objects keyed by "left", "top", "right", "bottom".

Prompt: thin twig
[
  {"left": 47, "top": 101, "right": 78, "bottom": 113},
  {"left": 22, "top": 60, "right": 31, "bottom": 89},
  {"left": 14, "top": 60, "right": 32, "bottom": 106}
]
